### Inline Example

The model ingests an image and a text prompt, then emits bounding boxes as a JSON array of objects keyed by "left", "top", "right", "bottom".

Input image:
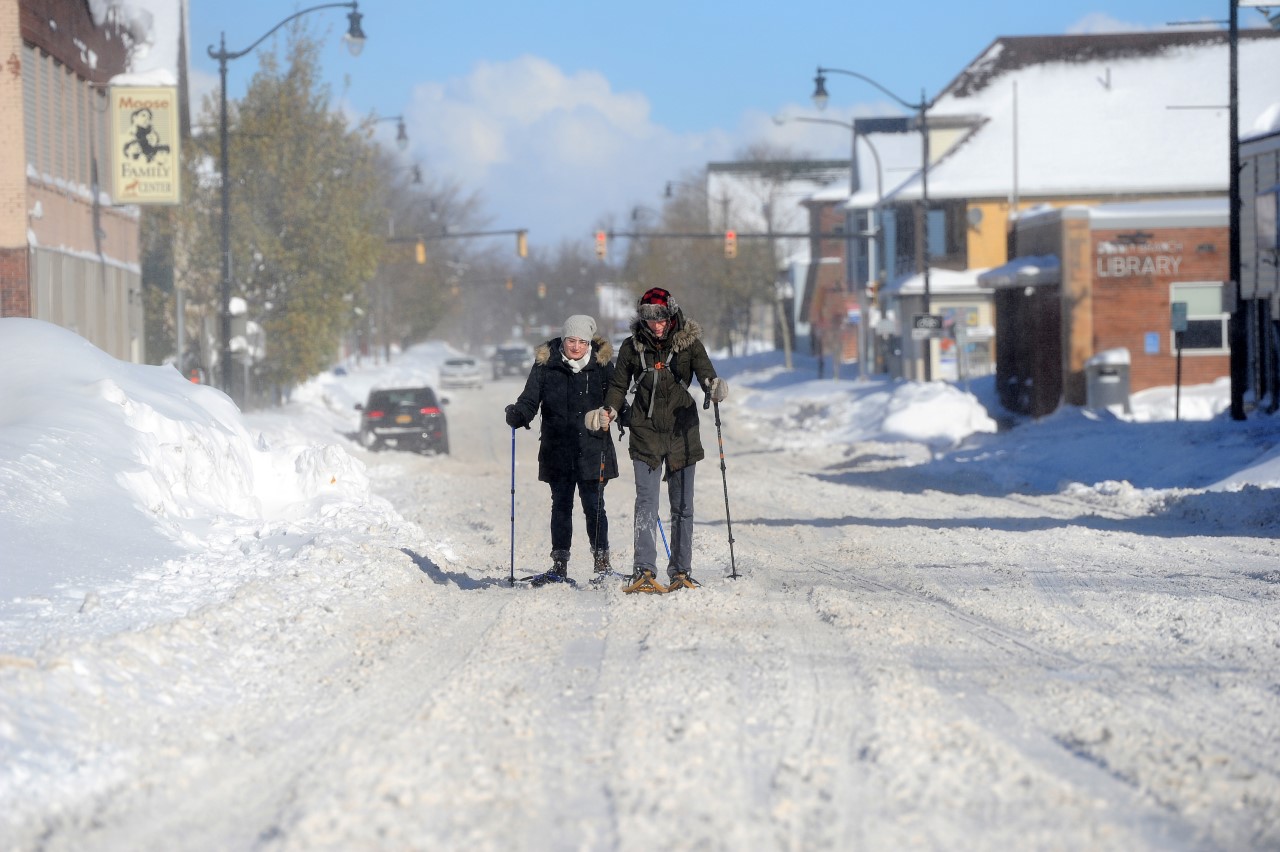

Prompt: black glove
[{"left": 504, "top": 404, "right": 527, "bottom": 429}]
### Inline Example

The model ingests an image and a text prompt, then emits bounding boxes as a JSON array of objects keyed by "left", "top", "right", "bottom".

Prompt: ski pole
[
  {"left": 594, "top": 437, "right": 605, "bottom": 562},
  {"left": 712, "top": 400, "right": 738, "bottom": 579},
  {"left": 509, "top": 426, "right": 516, "bottom": 586},
  {"left": 657, "top": 515, "right": 671, "bottom": 559}
]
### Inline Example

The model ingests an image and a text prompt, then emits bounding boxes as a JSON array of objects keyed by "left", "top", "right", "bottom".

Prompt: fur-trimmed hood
[
  {"left": 629, "top": 310, "right": 702, "bottom": 353},
  {"left": 534, "top": 335, "right": 613, "bottom": 366}
]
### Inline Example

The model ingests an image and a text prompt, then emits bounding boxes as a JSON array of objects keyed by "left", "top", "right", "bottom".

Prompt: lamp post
[
  {"left": 208, "top": 2, "right": 366, "bottom": 400},
  {"left": 813, "top": 66, "right": 933, "bottom": 380}
]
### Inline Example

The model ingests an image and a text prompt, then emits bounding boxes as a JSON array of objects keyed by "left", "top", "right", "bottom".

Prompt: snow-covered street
[{"left": 2, "top": 321, "right": 1279, "bottom": 850}]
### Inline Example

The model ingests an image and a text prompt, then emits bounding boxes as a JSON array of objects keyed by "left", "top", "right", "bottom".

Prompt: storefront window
[{"left": 1170, "top": 282, "right": 1227, "bottom": 354}]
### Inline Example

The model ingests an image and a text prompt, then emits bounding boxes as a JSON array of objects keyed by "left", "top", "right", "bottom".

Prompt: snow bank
[{"left": 0, "top": 319, "right": 384, "bottom": 650}]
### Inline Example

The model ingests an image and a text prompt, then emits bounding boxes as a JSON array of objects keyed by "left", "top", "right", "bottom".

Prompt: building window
[
  {"left": 23, "top": 45, "right": 104, "bottom": 192},
  {"left": 927, "top": 207, "right": 947, "bottom": 259},
  {"left": 883, "top": 207, "right": 900, "bottom": 281},
  {"left": 1170, "top": 282, "right": 1227, "bottom": 354}
]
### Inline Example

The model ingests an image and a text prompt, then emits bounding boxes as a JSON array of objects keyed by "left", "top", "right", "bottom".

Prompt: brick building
[
  {"left": 1, "top": 0, "right": 144, "bottom": 361},
  {"left": 980, "top": 199, "right": 1229, "bottom": 416}
]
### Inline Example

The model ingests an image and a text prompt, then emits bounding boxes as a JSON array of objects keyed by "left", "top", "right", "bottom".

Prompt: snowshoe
[
  {"left": 521, "top": 568, "right": 575, "bottom": 588},
  {"left": 623, "top": 569, "right": 668, "bottom": 594},
  {"left": 521, "top": 554, "right": 573, "bottom": 587},
  {"left": 665, "top": 571, "right": 700, "bottom": 592}
]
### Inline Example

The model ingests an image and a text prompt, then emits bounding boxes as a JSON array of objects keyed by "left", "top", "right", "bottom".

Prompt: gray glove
[
  {"left": 709, "top": 377, "right": 729, "bottom": 402},
  {"left": 584, "top": 407, "right": 614, "bottom": 432}
]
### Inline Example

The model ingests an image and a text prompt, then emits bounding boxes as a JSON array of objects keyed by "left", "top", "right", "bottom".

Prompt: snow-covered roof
[
  {"left": 977, "top": 254, "right": 1061, "bottom": 289},
  {"left": 790, "top": 131, "right": 926, "bottom": 210},
  {"left": 1247, "top": 102, "right": 1280, "bottom": 139},
  {"left": 1085, "top": 197, "right": 1227, "bottom": 229},
  {"left": 96, "top": 0, "right": 188, "bottom": 87},
  {"left": 1013, "top": 197, "right": 1228, "bottom": 231},
  {"left": 887, "top": 30, "right": 1280, "bottom": 203}
]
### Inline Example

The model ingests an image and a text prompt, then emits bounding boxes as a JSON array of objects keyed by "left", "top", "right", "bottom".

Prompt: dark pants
[{"left": 549, "top": 479, "right": 609, "bottom": 555}]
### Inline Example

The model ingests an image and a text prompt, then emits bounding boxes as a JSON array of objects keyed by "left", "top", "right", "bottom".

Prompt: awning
[{"left": 977, "top": 254, "right": 1061, "bottom": 289}]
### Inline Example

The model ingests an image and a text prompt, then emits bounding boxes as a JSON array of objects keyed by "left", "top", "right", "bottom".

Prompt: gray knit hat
[{"left": 562, "top": 314, "right": 597, "bottom": 342}]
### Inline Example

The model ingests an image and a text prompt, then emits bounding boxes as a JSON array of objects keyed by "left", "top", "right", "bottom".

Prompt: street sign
[
  {"left": 1171, "top": 301, "right": 1188, "bottom": 333},
  {"left": 911, "top": 314, "right": 944, "bottom": 340}
]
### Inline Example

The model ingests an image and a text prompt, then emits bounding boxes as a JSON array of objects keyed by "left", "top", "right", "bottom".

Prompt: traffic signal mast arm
[
  {"left": 386, "top": 228, "right": 531, "bottom": 263},
  {"left": 387, "top": 228, "right": 530, "bottom": 243},
  {"left": 604, "top": 230, "right": 854, "bottom": 240}
]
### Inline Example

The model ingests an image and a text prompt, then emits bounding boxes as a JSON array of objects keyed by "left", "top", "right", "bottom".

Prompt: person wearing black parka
[{"left": 505, "top": 314, "right": 618, "bottom": 585}]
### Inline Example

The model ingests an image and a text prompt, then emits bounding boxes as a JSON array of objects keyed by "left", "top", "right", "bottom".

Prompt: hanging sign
[{"left": 109, "top": 85, "right": 181, "bottom": 204}]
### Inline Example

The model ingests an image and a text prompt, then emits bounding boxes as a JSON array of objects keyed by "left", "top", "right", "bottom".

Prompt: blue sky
[{"left": 185, "top": 1, "right": 1267, "bottom": 248}]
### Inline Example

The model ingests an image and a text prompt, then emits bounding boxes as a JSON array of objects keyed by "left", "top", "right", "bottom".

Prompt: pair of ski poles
[{"left": 506, "top": 421, "right": 609, "bottom": 586}]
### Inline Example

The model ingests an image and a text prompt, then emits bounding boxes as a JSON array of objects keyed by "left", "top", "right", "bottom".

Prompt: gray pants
[{"left": 632, "top": 459, "right": 696, "bottom": 578}]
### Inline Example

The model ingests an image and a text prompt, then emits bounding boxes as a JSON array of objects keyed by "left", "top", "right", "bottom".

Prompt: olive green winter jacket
[{"left": 603, "top": 310, "right": 718, "bottom": 474}]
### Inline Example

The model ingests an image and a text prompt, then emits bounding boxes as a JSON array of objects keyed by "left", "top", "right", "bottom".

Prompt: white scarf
[{"left": 562, "top": 349, "right": 590, "bottom": 373}]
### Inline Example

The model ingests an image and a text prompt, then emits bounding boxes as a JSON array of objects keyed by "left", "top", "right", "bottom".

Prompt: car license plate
[{"left": 395, "top": 414, "right": 412, "bottom": 424}]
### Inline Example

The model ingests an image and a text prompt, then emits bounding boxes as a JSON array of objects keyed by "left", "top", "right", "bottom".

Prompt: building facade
[
  {"left": 818, "top": 29, "right": 1280, "bottom": 387},
  {"left": 1240, "top": 123, "right": 1280, "bottom": 410},
  {"left": 1, "top": 0, "right": 144, "bottom": 361},
  {"left": 982, "top": 200, "right": 1230, "bottom": 416}
]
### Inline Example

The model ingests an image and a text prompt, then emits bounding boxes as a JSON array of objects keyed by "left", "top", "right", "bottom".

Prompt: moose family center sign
[{"left": 109, "top": 86, "right": 181, "bottom": 205}]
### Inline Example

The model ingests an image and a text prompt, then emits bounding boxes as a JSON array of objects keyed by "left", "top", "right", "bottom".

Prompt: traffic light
[
  {"left": 516, "top": 230, "right": 528, "bottom": 258},
  {"left": 414, "top": 240, "right": 426, "bottom": 264},
  {"left": 595, "top": 230, "right": 607, "bottom": 259},
  {"left": 505, "top": 277, "right": 514, "bottom": 291},
  {"left": 724, "top": 229, "right": 737, "bottom": 259},
  {"left": 537, "top": 282, "right": 547, "bottom": 299}
]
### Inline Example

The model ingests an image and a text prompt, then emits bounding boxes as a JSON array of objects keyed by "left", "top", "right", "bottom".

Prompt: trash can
[{"left": 1084, "top": 348, "right": 1131, "bottom": 413}]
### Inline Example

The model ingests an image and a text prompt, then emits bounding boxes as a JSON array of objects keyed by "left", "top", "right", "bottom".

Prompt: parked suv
[
  {"left": 491, "top": 344, "right": 533, "bottom": 379},
  {"left": 355, "top": 387, "right": 449, "bottom": 454}
]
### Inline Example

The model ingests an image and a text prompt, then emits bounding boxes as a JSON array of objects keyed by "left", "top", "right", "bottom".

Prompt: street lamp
[
  {"left": 208, "top": 2, "right": 366, "bottom": 400},
  {"left": 370, "top": 114, "right": 409, "bottom": 151},
  {"left": 813, "top": 66, "right": 934, "bottom": 380}
]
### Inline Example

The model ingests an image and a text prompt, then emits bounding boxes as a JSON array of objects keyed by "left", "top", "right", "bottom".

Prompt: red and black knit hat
[{"left": 638, "top": 287, "right": 678, "bottom": 321}]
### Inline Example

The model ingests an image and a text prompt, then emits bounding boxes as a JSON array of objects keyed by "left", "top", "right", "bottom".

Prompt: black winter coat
[
  {"left": 603, "top": 309, "right": 718, "bottom": 474},
  {"left": 510, "top": 336, "right": 620, "bottom": 483}
]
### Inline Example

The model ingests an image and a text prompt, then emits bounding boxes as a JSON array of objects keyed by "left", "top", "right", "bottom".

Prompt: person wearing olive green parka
[{"left": 585, "top": 288, "right": 727, "bottom": 588}]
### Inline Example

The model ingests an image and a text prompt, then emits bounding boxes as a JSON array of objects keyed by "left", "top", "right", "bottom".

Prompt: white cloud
[
  {"left": 402, "top": 55, "right": 737, "bottom": 244},
  {"left": 1065, "top": 13, "right": 1150, "bottom": 35}
]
